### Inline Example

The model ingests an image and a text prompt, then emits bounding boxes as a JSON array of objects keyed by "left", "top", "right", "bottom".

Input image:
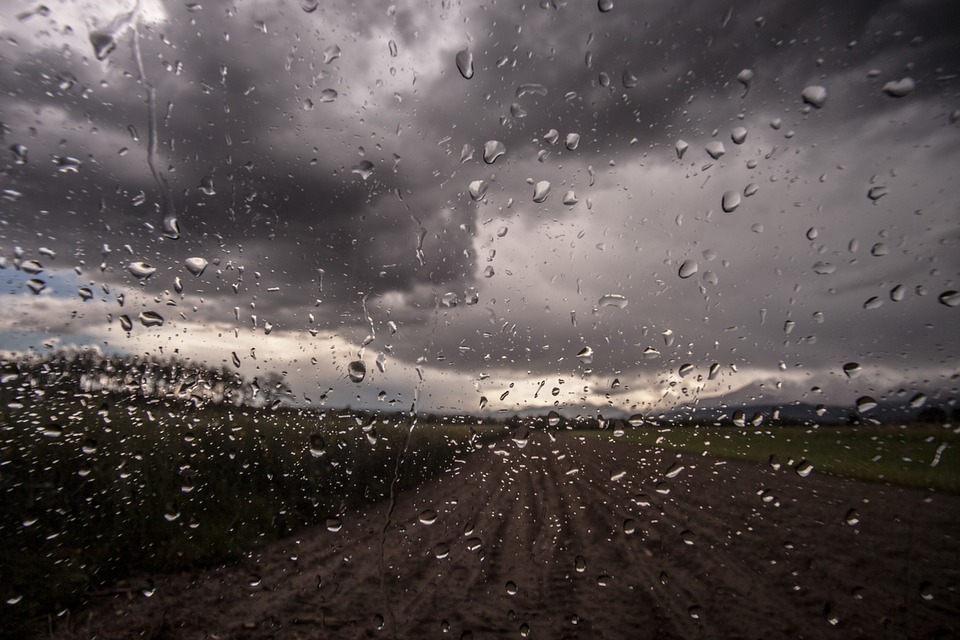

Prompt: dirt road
[{"left": 50, "top": 432, "right": 960, "bottom": 639}]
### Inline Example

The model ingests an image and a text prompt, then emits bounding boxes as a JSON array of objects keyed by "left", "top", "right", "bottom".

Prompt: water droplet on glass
[
  {"left": 919, "top": 582, "right": 935, "bottom": 601},
  {"left": 468, "top": 180, "right": 488, "bottom": 201},
  {"left": 744, "top": 182, "right": 759, "bottom": 197},
  {"left": 678, "top": 260, "right": 698, "bottom": 279},
  {"left": 348, "top": 360, "right": 366, "bottom": 383},
  {"left": 678, "top": 363, "right": 694, "bottom": 377},
  {"left": 842, "top": 362, "right": 862, "bottom": 379},
  {"left": 574, "top": 555, "right": 587, "bottom": 572},
  {"left": 867, "top": 185, "right": 887, "bottom": 201},
  {"left": 326, "top": 517, "right": 343, "bottom": 532},
  {"left": 543, "top": 129, "right": 559, "bottom": 145},
  {"left": 532, "top": 180, "right": 552, "bottom": 203},
  {"left": 388, "top": 39, "right": 398, "bottom": 57},
  {"left": 547, "top": 410, "right": 561, "bottom": 427},
  {"left": 483, "top": 140, "right": 506, "bottom": 164},
  {"left": 890, "top": 285, "right": 905, "bottom": 301},
  {"left": 708, "top": 363, "right": 720, "bottom": 380},
  {"left": 576, "top": 346, "right": 594, "bottom": 364},
  {"left": 795, "top": 460, "right": 814, "bottom": 478},
  {"left": 737, "top": 68, "right": 754, "bottom": 87},
  {"left": 352, "top": 160, "right": 374, "bottom": 180},
  {"left": 10, "top": 143, "right": 28, "bottom": 164},
  {"left": 705, "top": 141, "right": 726, "bottom": 159},
  {"left": 184, "top": 257, "right": 208, "bottom": 276},
  {"left": 456, "top": 49, "right": 474, "bottom": 79},
  {"left": 419, "top": 509, "right": 438, "bottom": 525},
  {"left": 119, "top": 315, "right": 133, "bottom": 331},
  {"left": 139, "top": 311, "right": 164, "bottom": 327},
  {"left": 90, "top": 29, "right": 117, "bottom": 61},
  {"left": 54, "top": 156, "right": 82, "bottom": 172},
  {"left": 938, "top": 290, "right": 959, "bottom": 307},
  {"left": 856, "top": 396, "right": 878, "bottom": 413},
  {"left": 78, "top": 287, "right": 93, "bottom": 301},
  {"left": 731, "top": 127, "right": 747, "bottom": 144},
  {"left": 801, "top": 85, "right": 827, "bottom": 108},
  {"left": 598, "top": 0, "right": 613, "bottom": 12},
  {"left": 812, "top": 261, "right": 836, "bottom": 275},
  {"left": 128, "top": 261, "right": 157, "bottom": 279},
  {"left": 323, "top": 44, "right": 341, "bottom": 64},
  {"left": 505, "top": 580, "right": 518, "bottom": 595},
  {"left": 844, "top": 508, "right": 860, "bottom": 526},
  {"left": 198, "top": 176, "right": 215, "bottom": 195},
  {"left": 721, "top": 190, "right": 741, "bottom": 212},
  {"left": 309, "top": 434, "right": 326, "bottom": 458},
  {"left": 598, "top": 294, "right": 627, "bottom": 309},
  {"left": 301, "top": 0, "right": 318, "bottom": 12},
  {"left": 882, "top": 77, "right": 915, "bottom": 97},
  {"left": 680, "top": 530, "right": 696, "bottom": 545},
  {"left": 863, "top": 296, "right": 883, "bottom": 310},
  {"left": 460, "top": 144, "right": 475, "bottom": 163},
  {"left": 516, "top": 83, "right": 547, "bottom": 98},
  {"left": 675, "top": 139, "right": 688, "bottom": 159},
  {"left": 565, "top": 133, "right": 580, "bottom": 150},
  {"left": 319, "top": 88, "right": 338, "bottom": 103}
]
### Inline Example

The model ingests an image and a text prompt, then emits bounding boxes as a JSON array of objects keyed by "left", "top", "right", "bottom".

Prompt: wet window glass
[{"left": 1, "top": 0, "right": 958, "bottom": 637}]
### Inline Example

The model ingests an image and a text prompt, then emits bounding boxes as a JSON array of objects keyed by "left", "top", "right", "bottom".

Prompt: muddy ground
[{"left": 47, "top": 432, "right": 960, "bottom": 639}]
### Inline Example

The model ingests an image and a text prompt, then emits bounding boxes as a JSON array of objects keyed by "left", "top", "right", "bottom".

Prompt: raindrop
[
  {"left": 842, "top": 363, "right": 862, "bottom": 379},
  {"left": 388, "top": 39, "right": 398, "bottom": 57},
  {"left": 744, "top": 183, "right": 759, "bottom": 197},
  {"left": 801, "top": 85, "right": 827, "bottom": 108},
  {"left": 10, "top": 143, "right": 28, "bottom": 164},
  {"left": 512, "top": 426, "right": 530, "bottom": 448},
  {"left": 576, "top": 346, "right": 594, "bottom": 364},
  {"left": 867, "top": 185, "right": 887, "bottom": 201},
  {"left": 598, "top": 0, "right": 613, "bottom": 12},
  {"left": 119, "top": 315, "right": 133, "bottom": 331},
  {"left": 326, "top": 518, "right": 343, "bottom": 532},
  {"left": 419, "top": 509, "right": 438, "bottom": 525},
  {"left": 78, "top": 287, "right": 93, "bottom": 301},
  {"left": 516, "top": 83, "right": 547, "bottom": 98},
  {"left": 544, "top": 129, "right": 559, "bottom": 145},
  {"left": 184, "top": 257, "right": 208, "bottom": 276},
  {"left": 348, "top": 360, "right": 366, "bottom": 383},
  {"left": 678, "top": 363, "right": 694, "bottom": 377},
  {"left": 708, "top": 363, "right": 720, "bottom": 380},
  {"left": 721, "top": 190, "right": 741, "bottom": 212},
  {"left": 731, "top": 127, "right": 747, "bottom": 144},
  {"left": 468, "top": 180, "right": 488, "bottom": 201},
  {"left": 795, "top": 460, "right": 814, "bottom": 478},
  {"left": 565, "top": 133, "right": 580, "bottom": 150},
  {"left": 90, "top": 29, "right": 117, "bottom": 61},
  {"left": 678, "top": 260, "right": 698, "bottom": 279},
  {"left": 812, "top": 261, "right": 836, "bottom": 275},
  {"left": 460, "top": 144, "right": 475, "bottom": 163},
  {"left": 301, "top": 0, "right": 318, "bottom": 12},
  {"left": 232, "top": 351, "right": 241, "bottom": 368},
  {"left": 547, "top": 410, "right": 561, "bottom": 427},
  {"left": 675, "top": 140, "right": 688, "bottom": 159},
  {"left": 54, "top": 156, "right": 81, "bottom": 172},
  {"left": 622, "top": 68, "right": 638, "bottom": 88},
  {"left": 574, "top": 555, "right": 587, "bottom": 573},
  {"left": 938, "top": 290, "right": 959, "bottom": 307},
  {"left": 598, "top": 294, "right": 628, "bottom": 309},
  {"left": 505, "top": 581, "right": 518, "bottom": 595},
  {"left": 890, "top": 285, "right": 905, "bottom": 301},
  {"left": 455, "top": 49, "right": 474, "bottom": 79},
  {"left": 627, "top": 414, "right": 644, "bottom": 427},
  {"left": 733, "top": 410, "right": 746, "bottom": 427},
  {"left": 771, "top": 117, "right": 782, "bottom": 130},
  {"left": 882, "top": 77, "right": 915, "bottom": 97},
  {"left": 139, "top": 311, "right": 164, "bottom": 327},
  {"left": 705, "top": 141, "right": 726, "bottom": 159},
  {"left": 351, "top": 160, "right": 375, "bottom": 180},
  {"left": 319, "top": 88, "right": 338, "bottom": 103},
  {"left": 856, "top": 396, "right": 878, "bottom": 413},
  {"left": 27, "top": 278, "right": 47, "bottom": 295},
  {"left": 309, "top": 434, "right": 326, "bottom": 458},
  {"left": 483, "top": 140, "right": 506, "bottom": 164},
  {"left": 680, "top": 530, "right": 696, "bottom": 545},
  {"left": 919, "top": 582, "right": 934, "bottom": 601},
  {"left": 532, "top": 181, "right": 552, "bottom": 203},
  {"left": 128, "top": 261, "right": 157, "bottom": 279},
  {"left": 736, "top": 68, "right": 754, "bottom": 87},
  {"left": 863, "top": 296, "right": 883, "bottom": 310},
  {"left": 322, "top": 45, "right": 341, "bottom": 64},
  {"left": 198, "top": 176, "right": 215, "bottom": 195},
  {"left": 623, "top": 519, "right": 637, "bottom": 534},
  {"left": 562, "top": 190, "right": 578, "bottom": 205},
  {"left": 844, "top": 509, "right": 860, "bottom": 526}
]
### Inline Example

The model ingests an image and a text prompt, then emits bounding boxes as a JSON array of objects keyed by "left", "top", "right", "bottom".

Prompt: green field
[
  {"left": 0, "top": 391, "right": 505, "bottom": 634},
  {"left": 585, "top": 424, "right": 960, "bottom": 493}
]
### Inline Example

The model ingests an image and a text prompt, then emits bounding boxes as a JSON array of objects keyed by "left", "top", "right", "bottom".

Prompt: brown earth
[{"left": 47, "top": 432, "right": 960, "bottom": 639}]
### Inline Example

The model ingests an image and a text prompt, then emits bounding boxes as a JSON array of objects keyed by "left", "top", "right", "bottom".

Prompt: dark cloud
[{"left": 0, "top": 0, "right": 957, "bottom": 415}]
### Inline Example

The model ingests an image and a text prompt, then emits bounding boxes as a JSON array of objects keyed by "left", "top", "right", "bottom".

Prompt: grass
[
  {"left": 0, "top": 389, "right": 506, "bottom": 635},
  {"left": 581, "top": 424, "right": 960, "bottom": 493}
]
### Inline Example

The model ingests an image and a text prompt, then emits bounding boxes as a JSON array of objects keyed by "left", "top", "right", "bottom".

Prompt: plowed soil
[{"left": 48, "top": 432, "right": 960, "bottom": 639}]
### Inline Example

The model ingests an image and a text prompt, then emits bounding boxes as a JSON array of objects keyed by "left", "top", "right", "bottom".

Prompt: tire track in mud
[{"left": 49, "top": 432, "right": 960, "bottom": 640}]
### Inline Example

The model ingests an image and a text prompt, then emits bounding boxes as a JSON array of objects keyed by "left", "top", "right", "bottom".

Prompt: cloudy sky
[{"left": 0, "top": 0, "right": 957, "bottom": 417}]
